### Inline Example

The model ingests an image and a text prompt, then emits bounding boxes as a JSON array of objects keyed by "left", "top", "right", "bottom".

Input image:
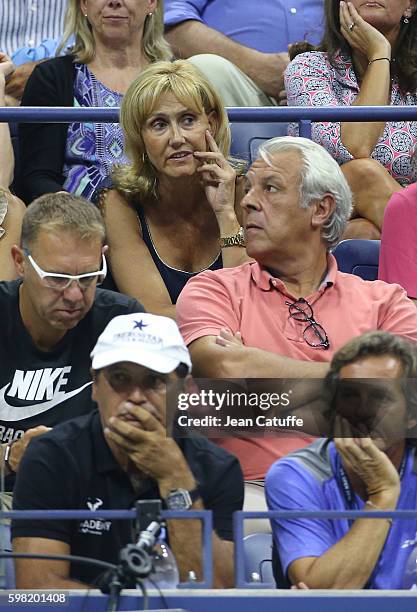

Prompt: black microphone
[
  {"left": 114, "top": 520, "right": 162, "bottom": 586},
  {"left": 102, "top": 500, "right": 164, "bottom": 610},
  {"left": 101, "top": 522, "right": 163, "bottom": 612}
]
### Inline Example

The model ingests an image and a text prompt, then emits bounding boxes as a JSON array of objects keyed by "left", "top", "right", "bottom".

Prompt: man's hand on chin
[{"left": 104, "top": 402, "right": 191, "bottom": 482}]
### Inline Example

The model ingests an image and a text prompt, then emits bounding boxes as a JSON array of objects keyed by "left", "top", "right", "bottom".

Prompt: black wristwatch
[{"left": 165, "top": 488, "right": 200, "bottom": 510}]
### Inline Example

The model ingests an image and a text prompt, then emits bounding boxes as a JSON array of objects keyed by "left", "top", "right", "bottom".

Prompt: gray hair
[
  {"left": 21, "top": 193, "right": 106, "bottom": 247},
  {"left": 258, "top": 136, "right": 353, "bottom": 248}
]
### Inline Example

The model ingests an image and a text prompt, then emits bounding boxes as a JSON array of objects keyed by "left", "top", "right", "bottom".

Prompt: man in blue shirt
[
  {"left": 266, "top": 330, "right": 417, "bottom": 589},
  {"left": 1, "top": 0, "right": 67, "bottom": 102},
  {"left": 164, "top": 0, "right": 324, "bottom": 106}
]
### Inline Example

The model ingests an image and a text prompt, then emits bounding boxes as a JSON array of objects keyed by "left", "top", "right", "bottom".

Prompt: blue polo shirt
[
  {"left": 266, "top": 439, "right": 417, "bottom": 589},
  {"left": 164, "top": 0, "right": 324, "bottom": 53}
]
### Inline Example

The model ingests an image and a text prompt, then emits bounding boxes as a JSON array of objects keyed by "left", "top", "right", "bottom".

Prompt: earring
[
  {"left": 403, "top": 16, "right": 410, "bottom": 23},
  {"left": 84, "top": 13, "right": 88, "bottom": 17},
  {"left": 148, "top": 12, "right": 153, "bottom": 16}
]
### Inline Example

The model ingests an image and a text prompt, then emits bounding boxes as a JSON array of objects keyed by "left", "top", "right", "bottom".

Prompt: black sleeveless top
[{"left": 136, "top": 204, "right": 223, "bottom": 304}]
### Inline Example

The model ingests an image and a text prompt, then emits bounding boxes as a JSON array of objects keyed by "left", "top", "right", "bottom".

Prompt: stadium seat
[
  {"left": 230, "top": 122, "right": 289, "bottom": 163},
  {"left": 332, "top": 239, "right": 380, "bottom": 281},
  {"left": 243, "top": 532, "right": 274, "bottom": 586},
  {"left": 243, "top": 482, "right": 270, "bottom": 535}
]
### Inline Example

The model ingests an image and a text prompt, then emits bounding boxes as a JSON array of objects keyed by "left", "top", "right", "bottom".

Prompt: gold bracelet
[
  {"left": 365, "top": 500, "right": 393, "bottom": 526},
  {"left": 368, "top": 57, "right": 391, "bottom": 66},
  {"left": 219, "top": 226, "right": 246, "bottom": 248}
]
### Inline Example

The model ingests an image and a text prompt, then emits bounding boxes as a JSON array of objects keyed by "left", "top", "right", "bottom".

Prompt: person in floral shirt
[{"left": 285, "top": 0, "right": 417, "bottom": 240}]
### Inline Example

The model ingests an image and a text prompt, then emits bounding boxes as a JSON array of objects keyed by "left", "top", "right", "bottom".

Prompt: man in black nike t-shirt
[{"left": 0, "top": 193, "right": 144, "bottom": 488}]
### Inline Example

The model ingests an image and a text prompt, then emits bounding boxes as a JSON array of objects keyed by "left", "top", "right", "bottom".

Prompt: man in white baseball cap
[
  {"left": 12, "top": 313, "right": 243, "bottom": 590},
  {"left": 91, "top": 312, "right": 192, "bottom": 374}
]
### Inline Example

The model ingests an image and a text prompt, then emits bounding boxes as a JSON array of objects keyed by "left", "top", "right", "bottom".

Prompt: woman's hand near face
[
  {"left": 338, "top": 1, "right": 392, "bottom": 162},
  {"left": 339, "top": 1, "right": 391, "bottom": 61},
  {"left": 194, "top": 131, "right": 250, "bottom": 267},
  {"left": 194, "top": 131, "right": 237, "bottom": 222}
]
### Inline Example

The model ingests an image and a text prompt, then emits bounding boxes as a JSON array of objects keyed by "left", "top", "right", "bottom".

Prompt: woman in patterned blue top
[
  {"left": 19, "top": 0, "right": 171, "bottom": 203},
  {"left": 100, "top": 60, "right": 249, "bottom": 319}
]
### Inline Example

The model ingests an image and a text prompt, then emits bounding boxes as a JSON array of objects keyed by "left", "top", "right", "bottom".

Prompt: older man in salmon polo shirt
[{"left": 176, "top": 136, "right": 417, "bottom": 481}]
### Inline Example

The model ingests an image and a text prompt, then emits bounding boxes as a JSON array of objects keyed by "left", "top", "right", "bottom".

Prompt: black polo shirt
[{"left": 12, "top": 411, "right": 244, "bottom": 584}]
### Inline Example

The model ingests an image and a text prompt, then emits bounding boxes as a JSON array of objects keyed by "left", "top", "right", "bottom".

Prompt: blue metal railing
[
  {"left": 3, "top": 508, "right": 417, "bottom": 589},
  {"left": 1, "top": 509, "right": 213, "bottom": 589},
  {"left": 1, "top": 105, "right": 417, "bottom": 140}
]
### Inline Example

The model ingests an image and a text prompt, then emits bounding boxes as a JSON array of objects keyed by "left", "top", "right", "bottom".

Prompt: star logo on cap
[{"left": 133, "top": 320, "right": 148, "bottom": 331}]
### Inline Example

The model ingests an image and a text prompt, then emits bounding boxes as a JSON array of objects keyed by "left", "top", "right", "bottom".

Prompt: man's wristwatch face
[{"left": 166, "top": 488, "right": 196, "bottom": 510}]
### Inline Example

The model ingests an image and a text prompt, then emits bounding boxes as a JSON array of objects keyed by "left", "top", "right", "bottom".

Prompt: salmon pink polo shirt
[
  {"left": 176, "top": 254, "right": 417, "bottom": 479},
  {"left": 379, "top": 183, "right": 417, "bottom": 299}
]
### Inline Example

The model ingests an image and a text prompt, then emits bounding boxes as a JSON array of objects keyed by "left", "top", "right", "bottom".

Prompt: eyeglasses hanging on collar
[{"left": 285, "top": 297, "right": 330, "bottom": 350}]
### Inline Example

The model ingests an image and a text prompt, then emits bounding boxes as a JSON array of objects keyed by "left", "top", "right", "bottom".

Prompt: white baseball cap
[{"left": 90, "top": 313, "right": 192, "bottom": 374}]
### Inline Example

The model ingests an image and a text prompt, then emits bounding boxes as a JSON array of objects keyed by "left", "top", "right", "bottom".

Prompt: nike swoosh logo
[{"left": 0, "top": 381, "right": 93, "bottom": 421}]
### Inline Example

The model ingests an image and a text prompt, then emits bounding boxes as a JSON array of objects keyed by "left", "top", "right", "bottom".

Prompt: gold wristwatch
[{"left": 220, "top": 226, "right": 246, "bottom": 248}]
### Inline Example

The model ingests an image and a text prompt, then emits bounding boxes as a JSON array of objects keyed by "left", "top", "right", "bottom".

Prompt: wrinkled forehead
[
  {"left": 339, "top": 355, "right": 405, "bottom": 380},
  {"left": 28, "top": 226, "right": 103, "bottom": 252},
  {"left": 144, "top": 89, "right": 204, "bottom": 122},
  {"left": 247, "top": 151, "right": 301, "bottom": 182}
]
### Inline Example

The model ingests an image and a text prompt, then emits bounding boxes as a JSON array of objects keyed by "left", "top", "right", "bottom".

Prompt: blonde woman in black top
[{"left": 101, "top": 60, "right": 249, "bottom": 319}]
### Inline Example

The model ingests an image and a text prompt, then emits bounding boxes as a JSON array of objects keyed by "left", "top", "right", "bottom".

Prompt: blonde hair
[
  {"left": 113, "top": 60, "right": 233, "bottom": 200},
  {"left": 57, "top": 0, "right": 171, "bottom": 64}
]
